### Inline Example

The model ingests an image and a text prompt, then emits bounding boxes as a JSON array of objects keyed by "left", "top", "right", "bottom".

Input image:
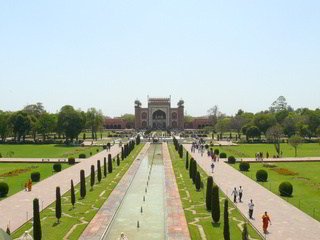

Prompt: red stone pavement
[
  {"left": 0, "top": 146, "right": 121, "bottom": 232},
  {"left": 163, "top": 143, "right": 190, "bottom": 240}
]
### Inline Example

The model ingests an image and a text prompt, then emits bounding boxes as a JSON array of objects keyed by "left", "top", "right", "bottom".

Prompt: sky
[{"left": 0, "top": 1, "right": 319, "bottom": 117}]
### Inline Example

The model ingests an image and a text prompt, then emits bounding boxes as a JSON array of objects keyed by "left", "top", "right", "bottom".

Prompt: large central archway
[{"left": 152, "top": 110, "right": 167, "bottom": 129}]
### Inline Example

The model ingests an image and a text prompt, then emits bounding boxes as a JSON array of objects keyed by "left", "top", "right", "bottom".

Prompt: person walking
[
  {"left": 211, "top": 162, "right": 215, "bottom": 173},
  {"left": 248, "top": 199, "right": 254, "bottom": 219},
  {"left": 238, "top": 186, "right": 243, "bottom": 202},
  {"left": 231, "top": 187, "right": 238, "bottom": 203},
  {"left": 262, "top": 211, "right": 271, "bottom": 234}
]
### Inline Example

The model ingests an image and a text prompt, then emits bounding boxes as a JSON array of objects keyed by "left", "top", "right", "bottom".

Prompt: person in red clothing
[{"left": 262, "top": 211, "right": 271, "bottom": 234}]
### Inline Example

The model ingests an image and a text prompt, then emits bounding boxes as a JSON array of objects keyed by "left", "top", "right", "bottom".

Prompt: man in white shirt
[
  {"left": 248, "top": 199, "right": 254, "bottom": 219},
  {"left": 231, "top": 187, "right": 238, "bottom": 203},
  {"left": 239, "top": 186, "right": 243, "bottom": 202}
]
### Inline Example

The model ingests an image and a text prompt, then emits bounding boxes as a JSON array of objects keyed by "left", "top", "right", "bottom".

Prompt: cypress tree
[
  {"left": 97, "top": 160, "right": 102, "bottom": 183},
  {"left": 206, "top": 176, "right": 213, "bottom": 210},
  {"left": 33, "top": 198, "right": 42, "bottom": 240},
  {"left": 211, "top": 185, "right": 220, "bottom": 223},
  {"left": 71, "top": 180, "right": 75, "bottom": 208},
  {"left": 223, "top": 199, "right": 230, "bottom": 240},
  {"left": 121, "top": 147, "right": 124, "bottom": 160},
  {"left": 108, "top": 154, "right": 113, "bottom": 173},
  {"left": 242, "top": 223, "right": 248, "bottom": 240},
  {"left": 103, "top": 157, "right": 107, "bottom": 177},
  {"left": 189, "top": 158, "right": 194, "bottom": 179},
  {"left": 192, "top": 161, "right": 197, "bottom": 184},
  {"left": 90, "top": 165, "right": 95, "bottom": 189},
  {"left": 178, "top": 145, "right": 183, "bottom": 158},
  {"left": 195, "top": 171, "right": 201, "bottom": 191},
  {"left": 80, "top": 169, "right": 86, "bottom": 198},
  {"left": 55, "top": 187, "right": 61, "bottom": 223},
  {"left": 117, "top": 154, "right": 120, "bottom": 166},
  {"left": 185, "top": 155, "right": 189, "bottom": 170}
]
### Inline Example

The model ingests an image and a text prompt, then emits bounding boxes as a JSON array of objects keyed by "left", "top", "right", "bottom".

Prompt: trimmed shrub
[
  {"left": 103, "top": 157, "right": 107, "bottom": 177},
  {"left": 97, "top": 160, "right": 102, "bottom": 183},
  {"left": 189, "top": 158, "right": 194, "bottom": 179},
  {"left": 80, "top": 170, "right": 86, "bottom": 198},
  {"left": 90, "top": 165, "right": 95, "bottom": 189},
  {"left": 55, "top": 187, "right": 61, "bottom": 223},
  {"left": 79, "top": 153, "right": 86, "bottom": 159},
  {"left": 239, "top": 162, "right": 250, "bottom": 171},
  {"left": 220, "top": 152, "right": 227, "bottom": 158},
  {"left": 214, "top": 149, "right": 220, "bottom": 155},
  {"left": 116, "top": 154, "right": 120, "bottom": 166},
  {"left": 242, "top": 223, "right": 248, "bottom": 240},
  {"left": 211, "top": 185, "right": 220, "bottom": 223},
  {"left": 256, "top": 169, "right": 268, "bottom": 182},
  {"left": 33, "top": 198, "right": 42, "bottom": 240},
  {"left": 103, "top": 145, "right": 107, "bottom": 150},
  {"left": 192, "top": 161, "right": 197, "bottom": 184},
  {"left": 31, "top": 172, "right": 41, "bottom": 182},
  {"left": 227, "top": 156, "right": 236, "bottom": 164},
  {"left": 0, "top": 182, "right": 9, "bottom": 197},
  {"left": 279, "top": 182, "right": 293, "bottom": 196},
  {"left": 70, "top": 180, "right": 76, "bottom": 208},
  {"left": 108, "top": 154, "right": 113, "bottom": 173},
  {"left": 223, "top": 199, "right": 230, "bottom": 240},
  {"left": 195, "top": 171, "right": 201, "bottom": 191},
  {"left": 53, "top": 163, "right": 62, "bottom": 172},
  {"left": 206, "top": 176, "right": 213, "bottom": 210},
  {"left": 68, "top": 157, "right": 75, "bottom": 165}
]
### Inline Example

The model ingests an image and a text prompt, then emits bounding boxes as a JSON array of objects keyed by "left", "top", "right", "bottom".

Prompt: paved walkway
[
  {"left": 239, "top": 157, "right": 320, "bottom": 163},
  {"left": 184, "top": 144, "right": 320, "bottom": 240},
  {"left": 162, "top": 143, "right": 190, "bottom": 240},
  {"left": 0, "top": 158, "right": 80, "bottom": 163},
  {"left": 0, "top": 146, "right": 121, "bottom": 232},
  {"left": 80, "top": 143, "right": 150, "bottom": 240}
]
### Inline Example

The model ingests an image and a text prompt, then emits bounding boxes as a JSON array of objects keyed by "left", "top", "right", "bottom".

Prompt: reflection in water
[{"left": 103, "top": 144, "right": 165, "bottom": 240}]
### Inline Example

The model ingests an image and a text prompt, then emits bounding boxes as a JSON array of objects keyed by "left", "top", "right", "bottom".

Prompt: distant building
[
  {"left": 104, "top": 117, "right": 134, "bottom": 129},
  {"left": 135, "top": 97, "right": 184, "bottom": 130},
  {"left": 184, "top": 117, "right": 212, "bottom": 129}
]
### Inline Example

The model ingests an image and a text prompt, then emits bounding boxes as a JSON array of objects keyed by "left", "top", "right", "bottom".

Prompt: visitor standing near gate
[
  {"left": 238, "top": 186, "right": 243, "bottom": 202},
  {"left": 231, "top": 187, "right": 238, "bottom": 203},
  {"left": 211, "top": 162, "right": 215, "bottom": 173},
  {"left": 248, "top": 199, "right": 254, "bottom": 219}
]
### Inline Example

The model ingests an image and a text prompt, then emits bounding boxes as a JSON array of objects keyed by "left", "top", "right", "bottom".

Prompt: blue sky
[{"left": 0, "top": 1, "right": 319, "bottom": 117}]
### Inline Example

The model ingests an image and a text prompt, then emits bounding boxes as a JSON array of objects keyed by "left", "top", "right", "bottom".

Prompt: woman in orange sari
[{"left": 262, "top": 211, "right": 271, "bottom": 234}]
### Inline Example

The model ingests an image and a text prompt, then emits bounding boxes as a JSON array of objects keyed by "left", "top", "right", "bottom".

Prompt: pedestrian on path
[
  {"left": 262, "top": 211, "right": 271, "bottom": 234},
  {"left": 211, "top": 162, "right": 215, "bottom": 173},
  {"left": 231, "top": 187, "right": 238, "bottom": 203},
  {"left": 239, "top": 186, "right": 243, "bottom": 202},
  {"left": 248, "top": 199, "right": 254, "bottom": 219}
]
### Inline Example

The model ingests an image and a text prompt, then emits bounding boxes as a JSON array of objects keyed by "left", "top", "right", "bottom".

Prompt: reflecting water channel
[{"left": 103, "top": 144, "right": 165, "bottom": 240}]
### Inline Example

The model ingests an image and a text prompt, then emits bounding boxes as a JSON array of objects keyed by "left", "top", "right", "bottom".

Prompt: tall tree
[
  {"left": 80, "top": 170, "right": 86, "bottom": 198},
  {"left": 97, "top": 160, "right": 102, "bottom": 183},
  {"left": 195, "top": 171, "right": 201, "bottom": 191},
  {"left": 108, "top": 154, "right": 113, "bottom": 173},
  {"left": 86, "top": 108, "right": 104, "bottom": 140},
  {"left": 206, "top": 176, "right": 213, "bottom": 210},
  {"left": 37, "top": 113, "right": 56, "bottom": 141},
  {"left": 103, "top": 157, "right": 107, "bottom": 177},
  {"left": 211, "top": 185, "right": 220, "bottom": 223},
  {"left": 223, "top": 200, "right": 230, "bottom": 240},
  {"left": 55, "top": 187, "right": 62, "bottom": 223},
  {"left": 90, "top": 165, "right": 95, "bottom": 189},
  {"left": 71, "top": 180, "right": 76, "bottom": 208},
  {"left": 288, "top": 135, "right": 303, "bottom": 157},
  {"left": 33, "top": 198, "right": 42, "bottom": 240},
  {"left": 269, "top": 96, "right": 289, "bottom": 113},
  {"left": 266, "top": 124, "right": 283, "bottom": 156},
  {"left": 57, "top": 105, "right": 85, "bottom": 142},
  {"left": 0, "top": 111, "right": 11, "bottom": 142},
  {"left": 10, "top": 111, "right": 31, "bottom": 142}
]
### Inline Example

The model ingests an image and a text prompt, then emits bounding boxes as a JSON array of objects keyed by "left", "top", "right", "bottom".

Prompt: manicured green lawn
[
  {"left": 168, "top": 144, "right": 262, "bottom": 240},
  {"left": 214, "top": 143, "right": 320, "bottom": 158},
  {"left": 12, "top": 143, "right": 144, "bottom": 240},
  {"left": 233, "top": 162, "right": 320, "bottom": 221},
  {"left": 0, "top": 163, "right": 70, "bottom": 199},
  {"left": 0, "top": 144, "right": 103, "bottom": 158}
]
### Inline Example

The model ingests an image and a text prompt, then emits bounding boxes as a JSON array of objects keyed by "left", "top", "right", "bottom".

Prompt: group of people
[
  {"left": 231, "top": 186, "right": 271, "bottom": 234},
  {"left": 24, "top": 179, "right": 32, "bottom": 192}
]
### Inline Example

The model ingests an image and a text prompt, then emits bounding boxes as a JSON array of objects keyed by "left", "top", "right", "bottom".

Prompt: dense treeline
[
  {"left": 0, "top": 103, "right": 104, "bottom": 143},
  {"left": 207, "top": 96, "right": 320, "bottom": 141}
]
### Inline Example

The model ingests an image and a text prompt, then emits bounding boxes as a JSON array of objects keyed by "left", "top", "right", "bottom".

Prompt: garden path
[
  {"left": 0, "top": 145, "right": 121, "bottom": 232},
  {"left": 184, "top": 144, "right": 320, "bottom": 240}
]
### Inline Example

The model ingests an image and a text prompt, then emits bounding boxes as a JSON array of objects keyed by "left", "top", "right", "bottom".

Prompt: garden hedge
[
  {"left": 279, "top": 182, "right": 293, "bottom": 196},
  {"left": 256, "top": 169, "right": 268, "bottom": 182},
  {"left": 31, "top": 172, "right": 41, "bottom": 182}
]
